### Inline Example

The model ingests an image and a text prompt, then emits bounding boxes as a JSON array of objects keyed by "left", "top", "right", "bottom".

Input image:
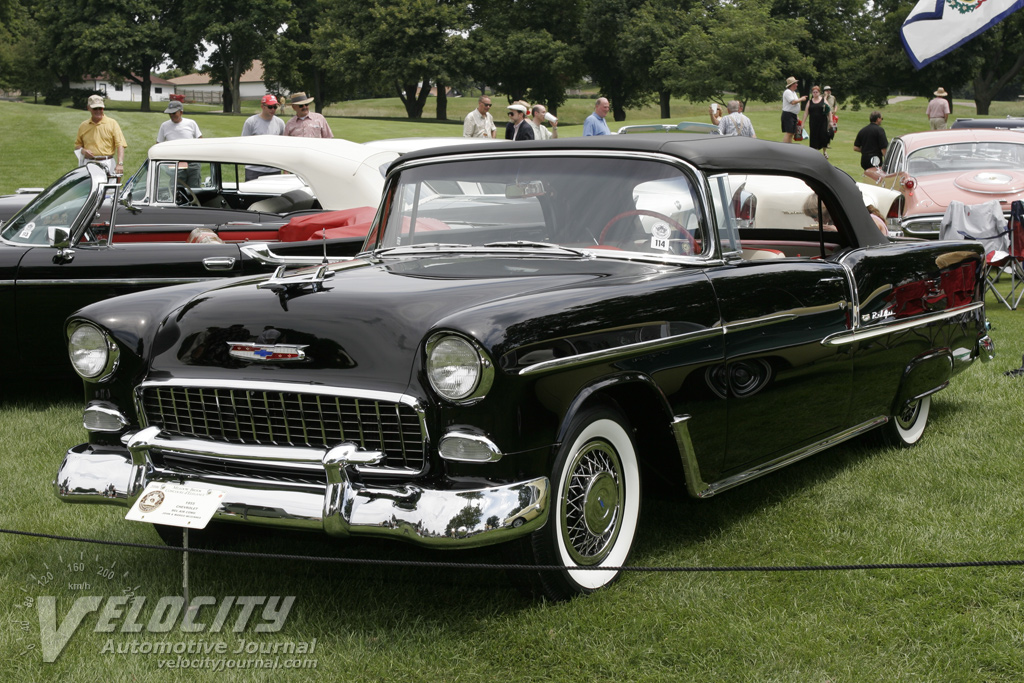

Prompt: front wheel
[
  {"left": 881, "top": 395, "right": 931, "bottom": 447},
  {"left": 508, "top": 404, "right": 641, "bottom": 600}
]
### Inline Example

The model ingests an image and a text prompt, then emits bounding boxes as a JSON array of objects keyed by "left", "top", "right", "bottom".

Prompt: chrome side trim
[
  {"left": 241, "top": 242, "right": 352, "bottom": 266},
  {"left": 821, "top": 302, "right": 984, "bottom": 346},
  {"left": 519, "top": 327, "right": 722, "bottom": 376},
  {"left": 723, "top": 313, "right": 798, "bottom": 334},
  {"left": 692, "top": 417, "right": 889, "bottom": 498},
  {"left": 671, "top": 415, "right": 710, "bottom": 498},
  {"left": 14, "top": 277, "right": 215, "bottom": 286}
]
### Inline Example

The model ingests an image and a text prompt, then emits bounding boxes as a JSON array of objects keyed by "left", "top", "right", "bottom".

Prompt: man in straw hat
[
  {"left": 74, "top": 94, "right": 127, "bottom": 175},
  {"left": 284, "top": 92, "right": 334, "bottom": 138},
  {"left": 781, "top": 76, "right": 807, "bottom": 143},
  {"left": 926, "top": 88, "right": 951, "bottom": 129}
]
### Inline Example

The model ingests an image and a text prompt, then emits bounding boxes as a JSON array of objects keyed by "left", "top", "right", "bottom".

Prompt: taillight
[
  {"left": 886, "top": 201, "right": 900, "bottom": 219},
  {"left": 902, "top": 177, "right": 916, "bottom": 190}
]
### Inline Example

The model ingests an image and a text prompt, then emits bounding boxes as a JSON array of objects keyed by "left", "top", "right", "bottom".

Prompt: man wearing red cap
[{"left": 241, "top": 94, "right": 286, "bottom": 181}]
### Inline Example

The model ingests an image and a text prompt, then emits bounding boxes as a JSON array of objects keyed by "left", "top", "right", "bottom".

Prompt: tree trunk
[
  {"left": 231, "top": 61, "right": 243, "bottom": 115},
  {"left": 140, "top": 74, "right": 152, "bottom": 113},
  {"left": 222, "top": 83, "right": 232, "bottom": 114},
  {"left": 436, "top": 81, "right": 447, "bottom": 120},
  {"left": 612, "top": 101, "right": 626, "bottom": 122},
  {"left": 659, "top": 91, "right": 671, "bottom": 119}
]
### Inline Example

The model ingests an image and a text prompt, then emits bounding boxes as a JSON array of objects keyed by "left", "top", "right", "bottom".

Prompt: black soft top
[{"left": 394, "top": 134, "right": 887, "bottom": 248}]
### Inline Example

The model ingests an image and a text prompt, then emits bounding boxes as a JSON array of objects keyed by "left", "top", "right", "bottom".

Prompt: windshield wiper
[
  {"left": 373, "top": 243, "right": 472, "bottom": 255},
  {"left": 483, "top": 240, "right": 587, "bottom": 257}
]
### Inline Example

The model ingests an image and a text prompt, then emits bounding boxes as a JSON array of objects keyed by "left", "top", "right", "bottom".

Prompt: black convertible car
[
  {"left": 56, "top": 135, "right": 993, "bottom": 599},
  {"left": 1, "top": 138, "right": 398, "bottom": 381}
]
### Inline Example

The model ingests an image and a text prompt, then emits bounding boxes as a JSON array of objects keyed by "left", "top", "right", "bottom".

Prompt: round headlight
[
  {"left": 68, "top": 322, "right": 118, "bottom": 380},
  {"left": 426, "top": 334, "right": 492, "bottom": 403}
]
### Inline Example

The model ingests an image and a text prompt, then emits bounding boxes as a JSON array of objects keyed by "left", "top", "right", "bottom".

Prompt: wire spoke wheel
[
  {"left": 561, "top": 440, "right": 624, "bottom": 566},
  {"left": 505, "top": 403, "right": 641, "bottom": 600}
]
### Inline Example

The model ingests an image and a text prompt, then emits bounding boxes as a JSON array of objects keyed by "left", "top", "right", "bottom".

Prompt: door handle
[{"left": 203, "top": 256, "right": 236, "bottom": 271}]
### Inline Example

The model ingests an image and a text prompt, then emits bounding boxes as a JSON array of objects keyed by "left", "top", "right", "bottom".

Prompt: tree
[
  {"left": 263, "top": 0, "right": 349, "bottom": 112},
  {"left": 580, "top": 0, "right": 654, "bottom": 121},
  {"left": 316, "top": 0, "right": 469, "bottom": 119},
  {"left": 658, "top": 0, "right": 812, "bottom": 108},
  {"left": 33, "top": 0, "right": 199, "bottom": 112},
  {"left": 186, "top": 0, "right": 292, "bottom": 114},
  {"left": 465, "top": 0, "right": 585, "bottom": 113}
]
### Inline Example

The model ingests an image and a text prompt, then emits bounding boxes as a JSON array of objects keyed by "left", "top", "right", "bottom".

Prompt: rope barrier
[{"left": 5, "top": 527, "right": 1024, "bottom": 574}]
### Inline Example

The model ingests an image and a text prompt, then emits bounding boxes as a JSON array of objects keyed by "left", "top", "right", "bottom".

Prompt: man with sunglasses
[
  {"left": 284, "top": 92, "right": 334, "bottom": 138},
  {"left": 241, "top": 94, "right": 286, "bottom": 181},
  {"left": 463, "top": 95, "right": 496, "bottom": 138}
]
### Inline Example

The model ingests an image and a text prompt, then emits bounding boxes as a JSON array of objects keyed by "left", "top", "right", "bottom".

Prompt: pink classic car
[{"left": 865, "top": 129, "right": 1024, "bottom": 238}]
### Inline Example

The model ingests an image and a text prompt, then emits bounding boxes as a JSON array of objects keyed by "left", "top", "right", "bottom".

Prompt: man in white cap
[
  {"left": 926, "top": 88, "right": 951, "bottom": 129},
  {"left": 781, "top": 76, "right": 807, "bottom": 143},
  {"left": 528, "top": 104, "right": 558, "bottom": 140},
  {"left": 157, "top": 100, "right": 202, "bottom": 142},
  {"left": 505, "top": 102, "right": 534, "bottom": 140},
  {"left": 284, "top": 92, "right": 333, "bottom": 138},
  {"left": 74, "top": 94, "right": 127, "bottom": 175}
]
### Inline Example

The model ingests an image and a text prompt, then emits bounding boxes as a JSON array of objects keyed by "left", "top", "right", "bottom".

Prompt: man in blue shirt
[{"left": 583, "top": 97, "right": 611, "bottom": 136}]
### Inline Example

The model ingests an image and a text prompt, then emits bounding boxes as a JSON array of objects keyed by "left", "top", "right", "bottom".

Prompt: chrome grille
[{"left": 140, "top": 385, "right": 425, "bottom": 471}]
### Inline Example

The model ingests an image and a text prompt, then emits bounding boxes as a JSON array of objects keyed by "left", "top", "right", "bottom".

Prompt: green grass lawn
[{"left": 4, "top": 96, "right": 1024, "bottom": 681}]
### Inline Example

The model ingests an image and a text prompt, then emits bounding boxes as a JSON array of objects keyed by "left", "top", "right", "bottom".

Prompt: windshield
[
  {"left": 0, "top": 166, "right": 99, "bottom": 245},
  {"left": 906, "top": 142, "right": 1024, "bottom": 176},
  {"left": 375, "top": 156, "right": 706, "bottom": 257}
]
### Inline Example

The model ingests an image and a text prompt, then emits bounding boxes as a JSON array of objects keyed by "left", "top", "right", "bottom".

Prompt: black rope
[{"left": 5, "top": 527, "right": 1024, "bottom": 573}]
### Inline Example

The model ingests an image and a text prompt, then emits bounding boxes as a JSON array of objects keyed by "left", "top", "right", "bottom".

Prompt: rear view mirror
[{"left": 505, "top": 180, "right": 546, "bottom": 199}]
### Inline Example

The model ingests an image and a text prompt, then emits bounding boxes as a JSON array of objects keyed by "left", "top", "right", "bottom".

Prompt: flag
[{"left": 901, "top": 0, "right": 1024, "bottom": 69}]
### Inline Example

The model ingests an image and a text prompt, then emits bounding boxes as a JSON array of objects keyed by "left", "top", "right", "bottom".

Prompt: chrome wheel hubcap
[{"left": 562, "top": 440, "right": 623, "bottom": 565}]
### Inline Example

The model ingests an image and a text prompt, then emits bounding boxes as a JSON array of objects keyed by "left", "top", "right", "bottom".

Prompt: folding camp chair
[
  {"left": 938, "top": 199, "right": 1019, "bottom": 309},
  {"left": 988, "top": 200, "right": 1024, "bottom": 310}
]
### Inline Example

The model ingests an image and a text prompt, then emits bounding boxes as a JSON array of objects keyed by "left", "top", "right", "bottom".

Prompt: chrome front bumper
[{"left": 55, "top": 427, "right": 550, "bottom": 549}]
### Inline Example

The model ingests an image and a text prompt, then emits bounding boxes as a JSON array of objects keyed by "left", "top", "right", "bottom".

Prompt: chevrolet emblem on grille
[{"left": 227, "top": 342, "right": 309, "bottom": 362}]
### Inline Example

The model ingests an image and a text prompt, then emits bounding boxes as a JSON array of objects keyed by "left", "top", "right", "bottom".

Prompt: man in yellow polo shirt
[{"left": 74, "top": 95, "right": 127, "bottom": 175}]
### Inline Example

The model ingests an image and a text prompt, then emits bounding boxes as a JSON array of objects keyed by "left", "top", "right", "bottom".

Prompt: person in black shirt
[{"left": 853, "top": 111, "right": 888, "bottom": 170}]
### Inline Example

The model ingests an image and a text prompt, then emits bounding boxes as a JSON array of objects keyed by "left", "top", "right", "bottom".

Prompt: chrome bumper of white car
[{"left": 55, "top": 428, "right": 549, "bottom": 548}]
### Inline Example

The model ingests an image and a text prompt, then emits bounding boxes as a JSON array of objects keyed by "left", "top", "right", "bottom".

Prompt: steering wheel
[
  {"left": 598, "top": 210, "right": 696, "bottom": 254},
  {"left": 176, "top": 182, "right": 200, "bottom": 207}
]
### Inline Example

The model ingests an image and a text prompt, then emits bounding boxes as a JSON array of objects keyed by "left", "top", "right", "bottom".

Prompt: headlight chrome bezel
[
  {"left": 425, "top": 333, "right": 494, "bottom": 404},
  {"left": 67, "top": 321, "right": 120, "bottom": 382}
]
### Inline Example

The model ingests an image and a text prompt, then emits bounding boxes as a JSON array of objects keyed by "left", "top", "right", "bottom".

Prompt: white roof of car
[{"left": 147, "top": 136, "right": 400, "bottom": 211}]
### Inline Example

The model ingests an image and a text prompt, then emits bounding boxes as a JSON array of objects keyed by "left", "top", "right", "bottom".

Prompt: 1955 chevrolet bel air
[{"left": 55, "top": 135, "right": 994, "bottom": 600}]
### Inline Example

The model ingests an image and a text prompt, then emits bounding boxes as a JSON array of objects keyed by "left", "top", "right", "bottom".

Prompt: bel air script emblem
[{"left": 227, "top": 342, "right": 309, "bottom": 362}]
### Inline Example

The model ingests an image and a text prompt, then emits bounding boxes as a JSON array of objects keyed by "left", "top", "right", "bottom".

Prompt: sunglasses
[
  {"left": 482, "top": 103, "right": 492, "bottom": 107},
  {"left": 264, "top": 104, "right": 278, "bottom": 109}
]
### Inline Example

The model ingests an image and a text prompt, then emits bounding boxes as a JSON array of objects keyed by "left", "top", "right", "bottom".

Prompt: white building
[
  {"left": 168, "top": 61, "right": 270, "bottom": 105},
  {"left": 72, "top": 74, "right": 175, "bottom": 103}
]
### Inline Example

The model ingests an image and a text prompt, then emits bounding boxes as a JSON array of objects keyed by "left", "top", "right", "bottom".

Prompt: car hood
[
  {"left": 907, "top": 170, "right": 1024, "bottom": 216},
  {"left": 146, "top": 254, "right": 685, "bottom": 395}
]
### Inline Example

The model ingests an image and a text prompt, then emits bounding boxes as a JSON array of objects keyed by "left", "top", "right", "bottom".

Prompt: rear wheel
[
  {"left": 508, "top": 404, "right": 641, "bottom": 600},
  {"left": 881, "top": 395, "right": 931, "bottom": 447}
]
